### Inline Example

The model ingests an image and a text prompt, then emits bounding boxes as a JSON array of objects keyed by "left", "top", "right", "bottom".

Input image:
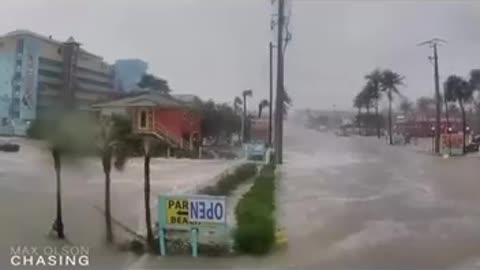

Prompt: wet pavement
[
  {"left": 275, "top": 122, "right": 480, "bottom": 270},
  {"left": 2, "top": 125, "right": 480, "bottom": 269}
]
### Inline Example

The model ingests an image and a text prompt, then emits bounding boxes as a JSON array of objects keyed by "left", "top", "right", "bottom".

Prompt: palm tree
[
  {"left": 142, "top": 136, "right": 156, "bottom": 250},
  {"left": 258, "top": 99, "right": 269, "bottom": 118},
  {"left": 27, "top": 112, "right": 96, "bottom": 239},
  {"left": 97, "top": 115, "right": 131, "bottom": 243},
  {"left": 444, "top": 75, "right": 473, "bottom": 153},
  {"left": 365, "top": 69, "right": 383, "bottom": 138},
  {"left": 241, "top": 89, "right": 253, "bottom": 142},
  {"left": 380, "top": 69, "right": 405, "bottom": 144},
  {"left": 361, "top": 82, "right": 375, "bottom": 129}
]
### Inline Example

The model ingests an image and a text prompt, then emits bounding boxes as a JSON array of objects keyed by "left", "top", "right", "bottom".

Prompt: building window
[
  {"left": 76, "top": 76, "right": 113, "bottom": 89},
  {"left": 39, "top": 57, "right": 64, "bottom": 68},
  {"left": 16, "top": 39, "right": 24, "bottom": 53},
  {"left": 38, "top": 69, "right": 64, "bottom": 79},
  {"left": 140, "top": 110, "right": 147, "bottom": 128}
]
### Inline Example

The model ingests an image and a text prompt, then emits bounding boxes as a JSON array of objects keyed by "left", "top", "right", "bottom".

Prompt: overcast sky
[{"left": 1, "top": 0, "right": 480, "bottom": 111}]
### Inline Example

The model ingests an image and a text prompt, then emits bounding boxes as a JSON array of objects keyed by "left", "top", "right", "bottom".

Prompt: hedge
[
  {"left": 198, "top": 163, "right": 257, "bottom": 196},
  {"left": 234, "top": 164, "right": 275, "bottom": 254}
]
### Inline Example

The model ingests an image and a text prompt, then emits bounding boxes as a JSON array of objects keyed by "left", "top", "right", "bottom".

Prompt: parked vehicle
[{"left": 0, "top": 142, "right": 20, "bottom": 152}]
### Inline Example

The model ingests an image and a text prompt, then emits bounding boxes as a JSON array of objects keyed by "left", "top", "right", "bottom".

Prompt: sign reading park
[
  {"left": 160, "top": 195, "right": 226, "bottom": 228},
  {"left": 158, "top": 194, "right": 227, "bottom": 256}
]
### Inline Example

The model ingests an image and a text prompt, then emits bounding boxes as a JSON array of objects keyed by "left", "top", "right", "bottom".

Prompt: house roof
[
  {"left": 92, "top": 91, "right": 193, "bottom": 109},
  {"left": 172, "top": 94, "right": 202, "bottom": 104}
]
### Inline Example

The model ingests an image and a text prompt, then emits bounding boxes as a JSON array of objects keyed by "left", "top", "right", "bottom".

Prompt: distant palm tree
[
  {"left": 241, "top": 90, "right": 253, "bottom": 142},
  {"left": 444, "top": 75, "right": 473, "bottom": 153},
  {"left": 365, "top": 69, "right": 383, "bottom": 138},
  {"left": 258, "top": 99, "right": 269, "bottom": 118},
  {"left": 381, "top": 69, "right": 405, "bottom": 145},
  {"left": 97, "top": 115, "right": 131, "bottom": 243}
]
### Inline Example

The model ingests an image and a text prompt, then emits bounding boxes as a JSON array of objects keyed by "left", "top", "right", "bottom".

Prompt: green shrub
[
  {"left": 199, "top": 163, "right": 257, "bottom": 196},
  {"left": 234, "top": 165, "right": 276, "bottom": 255}
]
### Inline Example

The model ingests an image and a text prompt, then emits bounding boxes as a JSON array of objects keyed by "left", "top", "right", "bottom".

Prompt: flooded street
[
  {"left": 3, "top": 125, "right": 480, "bottom": 269},
  {"left": 276, "top": 122, "right": 480, "bottom": 269}
]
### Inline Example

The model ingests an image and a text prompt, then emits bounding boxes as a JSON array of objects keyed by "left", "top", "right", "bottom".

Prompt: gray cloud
[{"left": 1, "top": 0, "right": 480, "bottom": 110}]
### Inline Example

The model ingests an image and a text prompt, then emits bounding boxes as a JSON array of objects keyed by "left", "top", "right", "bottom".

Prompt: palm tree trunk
[
  {"left": 375, "top": 99, "right": 380, "bottom": 138},
  {"left": 102, "top": 151, "right": 113, "bottom": 243},
  {"left": 459, "top": 100, "right": 466, "bottom": 154},
  {"left": 357, "top": 107, "right": 361, "bottom": 133},
  {"left": 444, "top": 99, "right": 451, "bottom": 155},
  {"left": 242, "top": 96, "right": 247, "bottom": 142},
  {"left": 366, "top": 105, "right": 371, "bottom": 133},
  {"left": 388, "top": 93, "right": 393, "bottom": 145},
  {"left": 144, "top": 152, "right": 154, "bottom": 249},
  {"left": 258, "top": 106, "right": 262, "bottom": 118},
  {"left": 52, "top": 149, "right": 64, "bottom": 239}
]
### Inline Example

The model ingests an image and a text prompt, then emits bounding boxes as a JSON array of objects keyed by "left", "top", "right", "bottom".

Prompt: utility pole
[
  {"left": 268, "top": 42, "right": 274, "bottom": 147},
  {"left": 274, "top": 0, "right": 285, "bottom": 164},
  {"left": 418, "top": 38, "right": 446, "bottom": 154}
]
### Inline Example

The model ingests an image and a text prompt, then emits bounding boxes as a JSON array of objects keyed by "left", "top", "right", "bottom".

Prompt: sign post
[{"left": 157, "top": 194, "right": 227, "bottom": 257}]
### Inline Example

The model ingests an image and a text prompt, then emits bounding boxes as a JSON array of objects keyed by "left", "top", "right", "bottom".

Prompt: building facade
[{"left": 0, "top": 30, "right": 119, "bottom": 135}]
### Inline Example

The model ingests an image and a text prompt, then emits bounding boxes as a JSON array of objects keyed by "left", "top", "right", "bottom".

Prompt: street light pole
[
  {"left": 433, "top": 43, "right": 441, "bottom": 154},
  {"left": 268, "top": 42, "right": 273, "bottom": 147},
  {"left": 418, "top": 38, "right": 446, "bottom": 154}
]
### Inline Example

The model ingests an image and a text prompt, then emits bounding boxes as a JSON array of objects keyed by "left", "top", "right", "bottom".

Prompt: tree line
[
  {"left": 353, "top": 68, "right": 405, "bottom": 144},
  {"left": 354, "top": 68, "right": 480, "bottom": 152}
]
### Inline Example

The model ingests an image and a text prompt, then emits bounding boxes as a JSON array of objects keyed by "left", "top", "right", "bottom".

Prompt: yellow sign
[{"left": 166, "top": 199, "right": 189, "bottom": 225}]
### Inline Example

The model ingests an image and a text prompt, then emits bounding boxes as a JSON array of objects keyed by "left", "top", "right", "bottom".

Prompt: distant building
[
  {"left": 92, "top": 91, "right": 202, "bottom": 155},
  {"left": 114, "top": 59, "right": 147, "bottom": 92},
  {"left": 0, "top": 29, "right": 119, "bottom": 135},
  {"left": 396, "top": 110, "right": 463, "bottom": 137}
]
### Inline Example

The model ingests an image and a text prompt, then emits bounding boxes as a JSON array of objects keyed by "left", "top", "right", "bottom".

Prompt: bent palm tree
[
  {"left": 258, "top": 99, "right": 269, "bottom": 118},
  {"left": 27, "top": 113, "right": 96, "bottom": 239},
  {"left": 97, "top": 115, "right": 131, "bottom": 243},
  {"left": 381, "top": 69, "right": 405, "bottom": 145},
  {"left": 444, "top": 75, "right": 473, "bottom": 153}
]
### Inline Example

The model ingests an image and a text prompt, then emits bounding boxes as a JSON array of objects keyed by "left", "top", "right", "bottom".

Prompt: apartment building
[{"left": 0, "top": 29, "right": 119, "bottom": 135}]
